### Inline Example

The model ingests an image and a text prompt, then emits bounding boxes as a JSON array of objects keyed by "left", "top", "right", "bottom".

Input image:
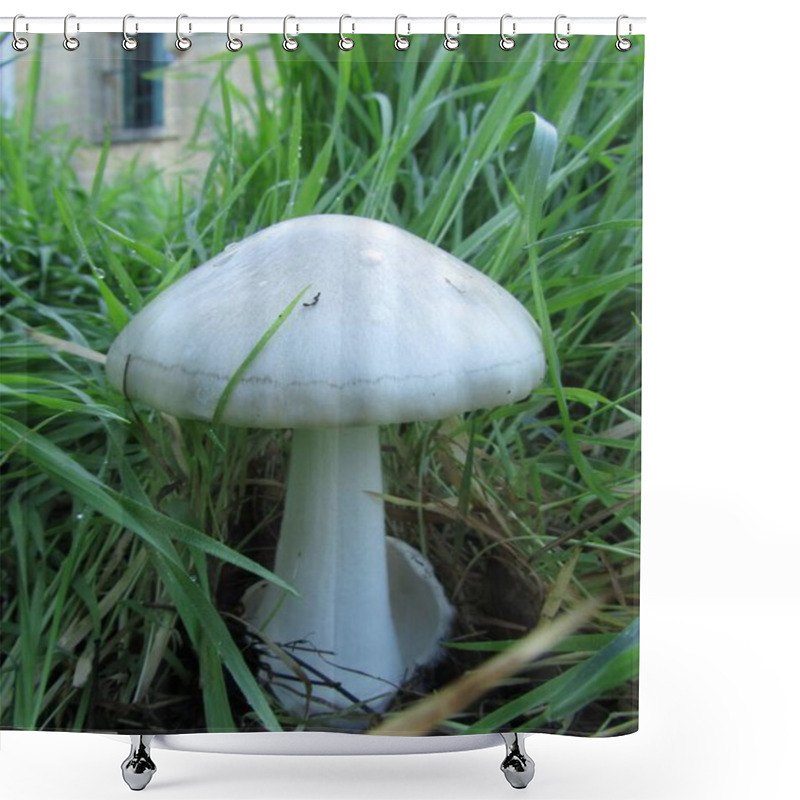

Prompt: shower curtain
[{"left": 0, "top": 24, "right": 642, "bottom": 743}]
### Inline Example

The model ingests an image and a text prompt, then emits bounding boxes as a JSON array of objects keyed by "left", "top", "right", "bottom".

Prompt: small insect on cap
[{"left": 106, "top": 215, "right": 546, "bottom": 428}]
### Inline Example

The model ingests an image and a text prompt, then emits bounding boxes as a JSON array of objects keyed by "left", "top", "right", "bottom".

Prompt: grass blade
[{"left": 211, "top": 285, "right": 310, "bottom": 426}]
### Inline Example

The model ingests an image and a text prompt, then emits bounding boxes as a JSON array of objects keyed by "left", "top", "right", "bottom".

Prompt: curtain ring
[
  {"left": 122, "top": 14, "right": 138, "bottom": 51},
  {"left": 615, "top": 15, "right": 632, "bottom": 51},
  {"left": 553, "top": 14, "right": 570, "bottom": 51},
  {"left": 63, "top": 13, "right": 80, "bottom": 51},
  {"left": 226, "top": 15, "right": 243, "bottom": 51},
  {"left": 12, "top": 14, "right": 29, "bottom": 52},
  {"left": 443, "top": 14, "right": 459, "bottom": 51},
  {"left": 282, "top": 15, "right": 299, "bottom": 51},
  {"left": 499, "top": 14, "right": 515, "bottom": 50},
  {"left": 175, "top": 14, "right": 192, "bottom": 51},
  {"left": 339, "top": 15, "right": 355, "bottom": 51},
  {"left": 394, "top": 15, "right": 410, "bottom": 51}
]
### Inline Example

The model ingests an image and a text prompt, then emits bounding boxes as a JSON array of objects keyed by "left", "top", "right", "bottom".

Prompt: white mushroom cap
[{"left": 106, "top": 215, "right": 545, "bottom": 428}]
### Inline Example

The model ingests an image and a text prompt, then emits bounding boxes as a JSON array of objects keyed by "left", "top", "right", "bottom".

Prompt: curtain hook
[
  {"left": 12, "top": 14, "right": 29, "bottom": 52},
  {"left": 443, "top": 14, "right": 460, "bottom": 51},
  {"left": 499, "top": 14, "right": 515, "bottom": 50},
  {"left": 394, "top": 14, "right": 410, "bottom": 51},
  {"left": 63, "top": 13, "right": 80, "bottom": 51},
  {"left": 226, "top": 15, "right": 243, "bottom": 51},
  {"left": 175, "top": 14, "right": 192, "bottom": 51},
  {"left": 339, "top": 14, "right": 355, "bottom": 51},
  {"left": 616, "top": 15, "right": 632, "bottom": 51},
  {"left": 554, "top": 14, "right": 570, "bottom": 51},
  {"left": 283, "top": 15, "right": 299, "bottom": 51},
  {"left": 122, "top": 14, "right": 138, "bottom": 51}
]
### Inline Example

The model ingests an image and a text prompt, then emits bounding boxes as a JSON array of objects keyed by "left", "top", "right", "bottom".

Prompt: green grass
[{"left": 1, "top": 34, "right": 642, "bottom": 735}]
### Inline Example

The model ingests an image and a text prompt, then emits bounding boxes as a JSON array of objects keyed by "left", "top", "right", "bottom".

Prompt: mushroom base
[{"left": 243, "top": 426, "right": 406, "bottom": 719}]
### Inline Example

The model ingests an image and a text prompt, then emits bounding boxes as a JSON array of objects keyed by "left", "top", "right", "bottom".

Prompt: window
[{"left": 121, "top": 34, "right": 168, "bottom": 132}]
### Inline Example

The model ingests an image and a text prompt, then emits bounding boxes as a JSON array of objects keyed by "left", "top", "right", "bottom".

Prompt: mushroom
[{"left": 105, "top": 214, "right": 546, "bottom": 720}]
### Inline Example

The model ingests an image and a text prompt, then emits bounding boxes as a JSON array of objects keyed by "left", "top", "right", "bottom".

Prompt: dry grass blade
[
  {"left": 539, "top": 549, "right": 582, "bottom": 622},
  {"left": 533, "top": 495, "right": 639, "bottom": 558},
  {"left": 24, "top": 327, "right": 107, "bottom": 364},
  {"left": 577, "top": 418, "right": 641, "bottom": 453},
  {"left": 369, "top": 597, "right": 601, "bottom": 736}
]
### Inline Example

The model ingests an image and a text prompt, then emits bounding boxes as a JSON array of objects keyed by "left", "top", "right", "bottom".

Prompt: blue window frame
[{"left": 122, "top": 34, "right": 167, "bottom": 130}]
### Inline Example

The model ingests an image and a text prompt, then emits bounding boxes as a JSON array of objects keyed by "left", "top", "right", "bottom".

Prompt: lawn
[{"left": 0, "top": 33, "right": 642, "bottom": 736}]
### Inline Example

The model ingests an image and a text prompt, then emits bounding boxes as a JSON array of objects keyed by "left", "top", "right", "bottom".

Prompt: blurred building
[{"left": 1, "top": 31, "right": 269, "bottom": 185}]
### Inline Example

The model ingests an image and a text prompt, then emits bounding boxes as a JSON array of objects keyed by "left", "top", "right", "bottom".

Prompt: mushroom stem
[{"left": 247, "top": 425, "right": 405, "bottom": 716}]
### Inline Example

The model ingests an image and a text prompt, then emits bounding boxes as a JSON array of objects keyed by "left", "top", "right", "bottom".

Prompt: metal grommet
[
  {"left": 553, "top": 14, "right": 570, "bottom": 51},
  {"left": 122, "top": 14, "right": 138, "bottom": 51},
  {"left": 283, "top": 15, "right": 299, "bottom": 51},
  {"left": 339, "top": 14, "right": 355, "bottom": 51},
  {"left": 499, "top": 13, "right": 515, "bottom": 50},
  {"left": 394, "top": 14, "right": 410, "bottom": 51},
  {"left": 63, "top": 13, "right": 80, "bottom": 51},
  {"left": 443, "top": 14, "right": 459, "bottom": 51},
  {"left": 12, "top": 14, "right": 29, "bottom": 52},
  {"left": 616, "top": 15, "right": 632, "bottom": 51},
  {"left": 226, "top": 15, "right": 243, "bottom": 51},
  {"left": 175, "top": 13, "right": 192, "bottom": 51}
]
